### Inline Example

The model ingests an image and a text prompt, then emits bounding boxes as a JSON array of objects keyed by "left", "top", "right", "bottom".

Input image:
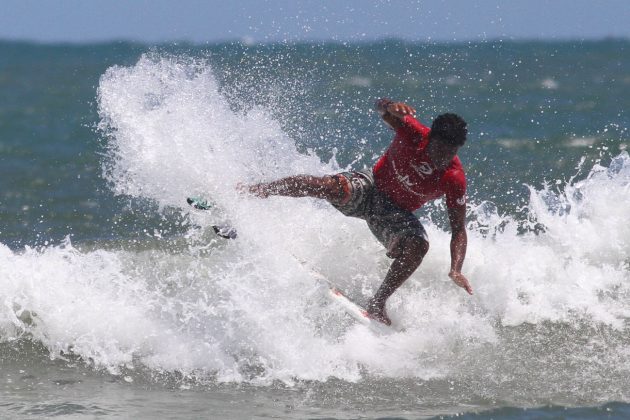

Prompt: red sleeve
[
  {"left": 395, "top": 115, "right": 430, "bottom": 145},
  {"left": 443, "top": 168, "right": 467, "bottom": 208}
]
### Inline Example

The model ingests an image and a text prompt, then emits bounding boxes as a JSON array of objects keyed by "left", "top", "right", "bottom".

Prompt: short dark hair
[{"left": 430, "top": 113, "right": 467, "bottom": 146}]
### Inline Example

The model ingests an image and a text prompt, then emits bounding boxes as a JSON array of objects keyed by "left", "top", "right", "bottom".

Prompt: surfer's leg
[
  {"left": 366, "top": 236, "right": 429, "bottom": 325},
  {"left": 363, "top": 193, "right": 429, "bottom": 325},
  {"left": 243, "top": 175, "right": 350, "bottom": 204}
]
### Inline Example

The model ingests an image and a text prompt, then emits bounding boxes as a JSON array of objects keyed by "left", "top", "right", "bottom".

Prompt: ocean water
[{"left": 0, "top": 39, "right": 629, "bottom": 418}]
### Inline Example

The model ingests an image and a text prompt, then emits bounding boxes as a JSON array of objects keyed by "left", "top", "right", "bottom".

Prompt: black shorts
[{"left": 331, "top": 170, "right": 428, "bottom": 249}]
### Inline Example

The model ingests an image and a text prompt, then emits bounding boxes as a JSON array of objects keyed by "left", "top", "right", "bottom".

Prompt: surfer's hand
[
  {"left": 449, "top": 271, "right": 473, "bottom": 295},
  {"left": 386, "top": 102, "right": 416, "bottom": 119}
]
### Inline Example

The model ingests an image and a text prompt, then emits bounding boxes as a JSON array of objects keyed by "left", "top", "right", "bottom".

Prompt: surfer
[{"left": 241, "top": 98, "right": 472, "bottom": 325}]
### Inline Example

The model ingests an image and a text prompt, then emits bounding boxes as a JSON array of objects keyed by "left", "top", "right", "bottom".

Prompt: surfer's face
[{"left": 427, "top": 137, "right": 459, "bottom": 170}]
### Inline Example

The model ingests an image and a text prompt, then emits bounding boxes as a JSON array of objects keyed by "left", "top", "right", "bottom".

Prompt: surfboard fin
[
  {"left": 186, "top": 197, "right": 238, "bottom": 239},
  {"left": 212, "top": 225, "right": 238, "bottom": 240},
  {"left": 186, "top": 197, "right": 213, "bottom": 210}
]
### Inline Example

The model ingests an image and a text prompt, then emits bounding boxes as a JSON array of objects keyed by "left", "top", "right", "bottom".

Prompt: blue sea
[{"left": 1, "top": 39, "right": 629, "bottom": 419}]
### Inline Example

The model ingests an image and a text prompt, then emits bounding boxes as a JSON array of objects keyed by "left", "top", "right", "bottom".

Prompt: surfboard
[
  {"left": 186, "top": 196, "right": 393, "bottom": 333},
  {"left": 327, "top": 286, "right": 393, "bottom": 334},
  {"left": 295, "top": 256, "right": 394, "bottom": 333}
]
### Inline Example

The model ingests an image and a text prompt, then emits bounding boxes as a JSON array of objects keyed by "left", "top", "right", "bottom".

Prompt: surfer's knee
[
  {"left": 386, "top": 235, "right": 428, "bottom": 260},
  {"left": 401, "top": 235, "right": 429, "bottom": 260}
]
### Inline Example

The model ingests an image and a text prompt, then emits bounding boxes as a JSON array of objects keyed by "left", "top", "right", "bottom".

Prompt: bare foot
[
  {"left": 236, "top": 183, "right": 269, "bottom": 198},
  {"left": 366, "top": 298, "right": 392, "bottom": 326}
]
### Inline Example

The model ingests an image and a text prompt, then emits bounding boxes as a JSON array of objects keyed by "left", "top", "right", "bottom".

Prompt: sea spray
[
  {"left": 93, "top": 53, "right": 630, "bottom": 388},
  {"left": 0, "top": 53, "right": 628, "bottom": 401}
]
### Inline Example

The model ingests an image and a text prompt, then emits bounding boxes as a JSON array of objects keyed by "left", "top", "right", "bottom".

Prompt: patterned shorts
[{"left": 331, "top": 170, "right": 428, "bottom": 249}]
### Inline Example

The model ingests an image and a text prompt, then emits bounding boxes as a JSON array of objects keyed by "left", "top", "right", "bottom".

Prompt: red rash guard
[{"left": 372, "top": 115, "right": 466, "bottom": 212}]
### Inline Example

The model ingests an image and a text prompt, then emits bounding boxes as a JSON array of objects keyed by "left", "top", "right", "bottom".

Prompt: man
[{"left": 242, "top": 98, "right": 472, "bottom": 325}]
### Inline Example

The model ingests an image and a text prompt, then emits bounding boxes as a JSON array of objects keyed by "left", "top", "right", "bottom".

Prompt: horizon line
[{"left": 1, "top": 35, "right": 628, "bottom": 47}]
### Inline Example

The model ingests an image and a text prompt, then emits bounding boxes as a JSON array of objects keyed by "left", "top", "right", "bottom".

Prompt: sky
[{"left": 1, "top": 0, "right": 629, "bottom": 44}]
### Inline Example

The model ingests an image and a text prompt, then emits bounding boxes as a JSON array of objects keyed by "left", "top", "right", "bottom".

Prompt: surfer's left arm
[{"left": 447, "top": 204, "right": 473, "bottom": 295}]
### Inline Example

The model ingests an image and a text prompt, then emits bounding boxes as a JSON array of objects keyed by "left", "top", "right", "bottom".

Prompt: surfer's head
[
  {"left": 427, "top": 113, "right": 467, "bottom": 170},
  {"left": 430, "top": 113, "right": 467, "bottom": 147}
]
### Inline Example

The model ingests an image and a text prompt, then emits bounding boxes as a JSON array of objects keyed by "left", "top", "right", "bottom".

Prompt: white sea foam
[
  {"left": 566, "top": 136, "right": 598, "bottom": 148},
  {"left": 541, "top": 78, "right": 559, "bottom": 90},
  {"left": 345, "top": 76, "right": 372, "bottom": 88},
  {"left": 1, "top": 54, "right": 629, "bottom": 386}
]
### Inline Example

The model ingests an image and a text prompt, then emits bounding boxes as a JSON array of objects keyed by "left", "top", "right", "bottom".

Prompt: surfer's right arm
[{"left": 375, "top": 98, "right": 416, "bottom": 129}]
